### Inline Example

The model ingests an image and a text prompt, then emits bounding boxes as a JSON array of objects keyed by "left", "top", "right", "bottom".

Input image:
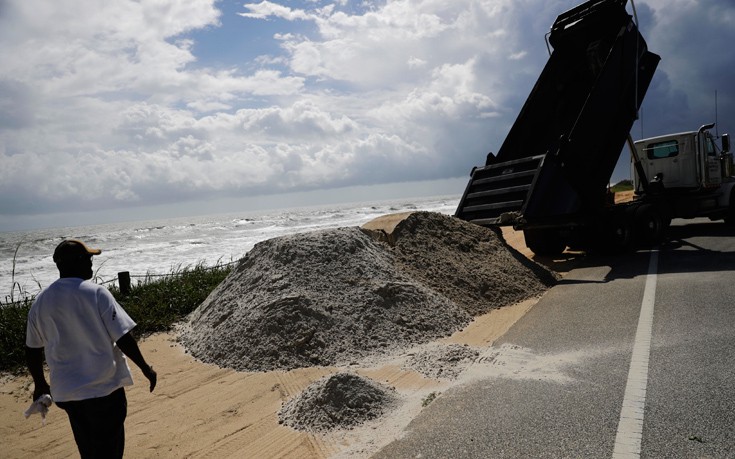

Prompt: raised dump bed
[{"left": 456, "top": 0, "right": 660, "bottom": 231}]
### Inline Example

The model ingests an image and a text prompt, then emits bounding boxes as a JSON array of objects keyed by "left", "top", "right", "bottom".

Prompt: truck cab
[
  {"left": 633, "top": 125, "right": 732, "bottom": 192},
  {"left": 631, "top": 125, "right": 734, "bottom": 223}
]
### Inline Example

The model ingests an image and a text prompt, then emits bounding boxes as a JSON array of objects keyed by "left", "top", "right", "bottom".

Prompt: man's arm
[
  {"left": 25, "top": 346, "right": 51, "bottom": 401},
  {"left": 116, "top": 332, "right": 157, "bottom": 392}
]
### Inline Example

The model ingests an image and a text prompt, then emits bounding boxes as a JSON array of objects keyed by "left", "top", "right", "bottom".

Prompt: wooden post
[{"left": 118, "top": 271, "right": 131, "bottom": 295}]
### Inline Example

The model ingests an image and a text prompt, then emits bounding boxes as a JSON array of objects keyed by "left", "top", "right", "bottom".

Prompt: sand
[
  {"left": 180, "top": 212, "right": 555, "bottom": 373},
  {"left": 1, "top": 213, "right": 567, "bottom": 458}
]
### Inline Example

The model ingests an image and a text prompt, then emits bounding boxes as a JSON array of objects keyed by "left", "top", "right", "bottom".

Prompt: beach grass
[
  {"left": 0, "top": 297, "right": 33, "bottom": 373},
  {"left": 109, "top": 261, "right": 232, "bottom": 336},
  {"left": 0, "top": 261, "right": 233, "bottom": 373}
]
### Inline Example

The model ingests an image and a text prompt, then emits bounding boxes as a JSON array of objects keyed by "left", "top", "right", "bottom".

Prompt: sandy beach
[{"left": 1, "top": 216, "right": 581, "bottom": 458}]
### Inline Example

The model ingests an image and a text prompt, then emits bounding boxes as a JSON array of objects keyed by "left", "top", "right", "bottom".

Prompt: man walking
[{"left": 26, "top": 239, "right": 157, "bottom": 458}]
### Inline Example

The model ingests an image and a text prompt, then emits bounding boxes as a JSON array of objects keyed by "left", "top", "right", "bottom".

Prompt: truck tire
[
  {"left": 592, "top": 217, "right": 633, "bottom": 254},
  {"left": 725, "top": 188, "right": 735, "bottom": 226},
  {"left": 523, "top": 229, "right": 566, "bottom": 256},
  {"left": 635, "top": 205, "right": 665, "bottom": 246}
]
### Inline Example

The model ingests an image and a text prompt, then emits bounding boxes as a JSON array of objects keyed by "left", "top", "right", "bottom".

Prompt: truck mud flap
[{"left": 523, "top": 228, "right": 567, "bottom": 257}]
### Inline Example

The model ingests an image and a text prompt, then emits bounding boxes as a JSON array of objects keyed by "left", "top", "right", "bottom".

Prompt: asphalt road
[{"left": 374, "top": 219, "right": 735, "bottom": 458}]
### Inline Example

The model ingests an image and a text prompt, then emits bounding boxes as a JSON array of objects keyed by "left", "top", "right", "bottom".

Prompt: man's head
[{"left": 53, "top": 239, "right": 101, "bottom": 279}]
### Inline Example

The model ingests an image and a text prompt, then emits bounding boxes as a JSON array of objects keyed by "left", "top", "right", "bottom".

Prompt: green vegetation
[
  {"left": 610, "top": 179, "right": 634, "bottom": 193},
  {"left": 0, "top": 261, "right": 233, "bottom": 373},
  {"left": 109, "top": 262, "right": 233, "bottom": 336},
  {"left": 0, "top": 297, "right": 33, "bottom": 373}
]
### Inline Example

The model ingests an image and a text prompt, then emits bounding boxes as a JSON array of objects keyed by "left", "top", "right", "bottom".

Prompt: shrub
[
  {"left": 0, "top": 297, "right": 33, "bottom": 373},
  {"left": 110, "top": 262, "right": 233, "bottom": 336}
]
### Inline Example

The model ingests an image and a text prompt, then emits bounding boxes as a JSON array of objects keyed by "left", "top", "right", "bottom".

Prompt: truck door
[
  {"left": 639, "top": 136, "right": 698, "bottom": 189},
  {"left": 701, "top": 132, "right": 722, "bottom": 186}
]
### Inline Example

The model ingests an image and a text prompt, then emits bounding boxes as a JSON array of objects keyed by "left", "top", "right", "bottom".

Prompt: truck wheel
[
  {"left": 725, "top": 188, "right": 735, "bottom": 226},
  {"left": 609, "top": 220, "right": 633, "bottom": 252},
  {"left": 523, "top": 229, "right": 566, "bottom": 256},
  {"left": 635, "top": 205, "right": 665, "bottom": 246}
]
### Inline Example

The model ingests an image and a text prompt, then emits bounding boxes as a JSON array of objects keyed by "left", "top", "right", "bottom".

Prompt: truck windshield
[{"left": 645, "top": 140, "right": 679, "bottom": 159}]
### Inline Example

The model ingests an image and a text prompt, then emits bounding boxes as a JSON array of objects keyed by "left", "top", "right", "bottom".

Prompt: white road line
[{"left": 612, "top": 249, "right": 659, "bottom": 458}]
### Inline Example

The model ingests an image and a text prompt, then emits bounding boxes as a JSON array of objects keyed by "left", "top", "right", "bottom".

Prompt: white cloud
[
  {"left": 509, "top": 51, "right": 527, "bottom": 60},
  {"left": 239, "top": 1, "right": 312, "bottom": 21},
  {"left": 407, "top": 56, "right": 428, "bottom": 69},
  {"left": 1, "top": 0, "right": 733, "bottom": 226}
]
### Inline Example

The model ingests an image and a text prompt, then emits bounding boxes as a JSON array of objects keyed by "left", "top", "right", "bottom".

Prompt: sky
[{"left": 1, "top": 0, "right": 733, "bottom": 232}]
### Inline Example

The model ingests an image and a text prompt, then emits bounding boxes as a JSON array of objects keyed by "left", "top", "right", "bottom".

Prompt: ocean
[{"left": 1, "top": 195, "right": 460, "bottom": 298}]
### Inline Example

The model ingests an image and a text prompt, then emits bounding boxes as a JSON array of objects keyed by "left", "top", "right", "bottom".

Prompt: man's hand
[
  {"left": 26, "top": 346, "right": 51, "bottom": 401},
  {"left": 116, "top": 332, "right": 158, "bottom": 393},
  {"left": 33, "top": 380, "right": 51, "bottom": 402},
  {"left": 142, "top": 365, "right": 157, "bottom": 392}
]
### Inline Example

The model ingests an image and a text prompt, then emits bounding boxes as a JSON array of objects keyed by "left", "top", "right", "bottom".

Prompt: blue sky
[{"left": 1, "top": 0, "right": 733, "bottom": 231}]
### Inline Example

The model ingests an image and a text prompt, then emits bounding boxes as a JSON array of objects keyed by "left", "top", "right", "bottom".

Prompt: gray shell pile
[
  {"left": 180, "top": 212, "right": 557, "bottom": 372},
  {"left": 278, "top": 372, "right": 397, "bottom": 432}
]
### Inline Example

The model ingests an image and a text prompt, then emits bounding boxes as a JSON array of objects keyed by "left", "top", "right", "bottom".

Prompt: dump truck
[{"left": 454, "top": 0, "right": 733, "bottom": 255}]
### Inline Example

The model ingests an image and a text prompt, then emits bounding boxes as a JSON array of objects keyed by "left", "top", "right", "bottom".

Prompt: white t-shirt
[{"left": 26, "top": 278, "right": 136, "bottom": 402}]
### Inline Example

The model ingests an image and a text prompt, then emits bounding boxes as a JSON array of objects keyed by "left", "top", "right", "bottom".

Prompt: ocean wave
[{"left": 1, "top": 195, "right": 459, "bottom": 295}]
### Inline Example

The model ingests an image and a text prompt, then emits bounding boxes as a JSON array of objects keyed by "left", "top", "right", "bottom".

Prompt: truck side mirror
[{"left": 722, "top": 134, "right": 730, "bottom": 153}]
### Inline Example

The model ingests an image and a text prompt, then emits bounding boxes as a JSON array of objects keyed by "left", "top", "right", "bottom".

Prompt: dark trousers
[{"left": 56, "top": 387, "right": 127, "bottom": 459}]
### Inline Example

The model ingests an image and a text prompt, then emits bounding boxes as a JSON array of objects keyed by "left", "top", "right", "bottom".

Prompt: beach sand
[{"left": 1, "top": 216, "right": 583, "bottom": 458}]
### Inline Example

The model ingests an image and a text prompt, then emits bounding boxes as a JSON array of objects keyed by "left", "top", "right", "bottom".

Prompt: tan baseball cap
[{"left": 53, "top": 239, "right": 102, "bottom": 264}]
